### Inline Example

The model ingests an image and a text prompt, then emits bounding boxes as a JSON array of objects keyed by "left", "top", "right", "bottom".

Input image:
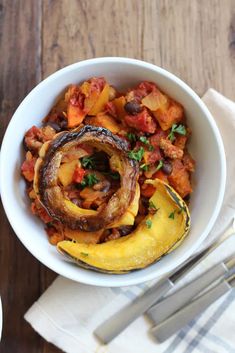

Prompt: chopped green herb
[
  {"left": 148, "top": 144, "right": 154, "bottom": 151},
  {"left": 81, "top": 173, "right": 99, "bottom": 187},
  {"left": 145, "top": 219, "right": 152, "bottom": 229},
  {"left": 80, "top": 252, "right": 89, "bottom": 257},
  {"left": 126, "top": 132, "right": 137, "bottom": 142},
  {"left": 149, "top": 201, "right": 157, "bottom": 210},
  {"left": 128, "top": 147, "right": 145, "bottom": 162},
  {"left": 168, "top": 211, "right": 176, "bottom": 219},
  {"left": 156, "top": 160, "right": 163, "bottom": 172},
  {"left": 140, "top": 163, "right": 149, "bottom": 171},
  {"left": 139, "top": 136, "right": 149, "bottom": 144},
  {"left": 168, "top": 124, "right": 186, "bottom": 142},
  {"left": 81, "top": 156, "right": 95, "bottom": 169}
]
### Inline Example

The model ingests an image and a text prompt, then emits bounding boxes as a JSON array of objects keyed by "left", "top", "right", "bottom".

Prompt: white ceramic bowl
[{"left": 0, "top": 57, "right": 226, "bottom": 286}]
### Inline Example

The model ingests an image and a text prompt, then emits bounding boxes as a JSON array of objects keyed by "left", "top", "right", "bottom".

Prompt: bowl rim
[{"left": 0, "top": 57, "right": 226, "bottom": 286}]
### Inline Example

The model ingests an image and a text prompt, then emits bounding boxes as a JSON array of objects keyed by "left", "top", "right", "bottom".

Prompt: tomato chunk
[
  {"left": 168, "top": 159, "right": 192, "bottom": 198},
  {"left": 140, "top": 184, "right": 156, "bottom": 198},
  {"left": 124, "top": 109, "right": 156, "bottom": 133},
  {"left": 73, "top": 167, "right": 86, "bottom": 183},
  {"left": 150, "top": 129, "right": 168, "bottom": 148},
  {"left": 21, "top": 152, "right": 36, "bottom": 182},
  {"left": 143, "top": 147, "right": 162, "bottom": 164}
]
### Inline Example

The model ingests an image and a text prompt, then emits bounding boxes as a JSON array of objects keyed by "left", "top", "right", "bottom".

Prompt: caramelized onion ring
[{"left": 37, "top": 126, "right": 139, "bottom": 231}]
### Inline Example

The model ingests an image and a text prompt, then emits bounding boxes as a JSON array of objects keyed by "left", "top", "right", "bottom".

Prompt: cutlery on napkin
[
  {"left": 24, "top": 89, "right": 235, "bottom": 353},
  {"left": 151, "top": 272, "right": 235, "bottom": 343},
  {"left": 147, "top": 253, "right": 235, "bottom": 325},
  {"left": 94, "top": 218, "right": 235, "bottom": 344}
]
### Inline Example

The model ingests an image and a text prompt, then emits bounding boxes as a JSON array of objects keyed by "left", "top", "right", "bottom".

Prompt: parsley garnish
[
  {"left": 81, "top": 156, "right": 95, "bottom": 169},
  {"left": 169, "top": 211, "right": 176, "bottom": 219},
  {"left": 80, "top": 252, "right": 89, "bottom": 257},
  {"left": 140, "top": 163, "right": 149, "bottom": 171},
  {"left": 128, "top": 147, "right": 144, "bottom": 162},
  {"left": 156, "top": 160, "right": 163, "bottom": 172},
  {"left": 149, "top": 201, "right": 157, "bottom": 210},
  {"left": 168, "top": 124, "right": 186, "bottom": 142},
  {"left": 139, "top": 136, "right": 149, "bottom": 144},
  {"left": 146, "top": 219, "right": 152, "bottom": 229},
  {"left": 126, "top": 132, "right": 137, "bottom": 142},
  {"left": 139, "top": 136, "right": 154, "bottom": 151},
  {"left": 81, "top": 174, "right": 99, "bottom": 187}
]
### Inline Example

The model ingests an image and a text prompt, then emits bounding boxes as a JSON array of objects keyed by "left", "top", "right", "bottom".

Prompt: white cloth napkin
[{"left": 25, "top": 89, "right": 235, "bottom": 353}]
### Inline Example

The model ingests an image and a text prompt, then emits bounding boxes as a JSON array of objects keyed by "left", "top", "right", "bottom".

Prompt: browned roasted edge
[{"left": 38, "top": 125, "right": 139, "bottom": 231}]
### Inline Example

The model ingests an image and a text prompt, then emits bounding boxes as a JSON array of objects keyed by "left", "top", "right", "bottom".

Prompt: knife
[
  {"left": 151, "top": 273, "right": 235, "bottom": 343},
  {"left": 94, "top": 217, "right": 235, "bottom": 344},
  {"left": 147, "top": 254, "right": 235, "bottom": 325}
]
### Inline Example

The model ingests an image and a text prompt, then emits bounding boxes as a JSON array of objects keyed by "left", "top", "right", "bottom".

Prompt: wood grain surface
[{"left": 0, "top": 0, "right": 235, "bottom": 352}]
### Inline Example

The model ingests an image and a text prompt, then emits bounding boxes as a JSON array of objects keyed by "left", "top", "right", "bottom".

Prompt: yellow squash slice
[{"left": 57, "top": 179, "right": 190, "bottom": 273}]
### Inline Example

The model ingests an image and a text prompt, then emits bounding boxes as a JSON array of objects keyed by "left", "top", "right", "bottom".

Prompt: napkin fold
[{"left": 25, "top": 89, "right": 235, "bottom": 353}]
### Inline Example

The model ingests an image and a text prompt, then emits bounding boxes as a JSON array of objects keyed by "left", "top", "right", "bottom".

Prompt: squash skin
[
  {"left": 37, "top": 126, "right": 139, "bottom": 231},
  {"left": 57, "top": 179, "right": 190, "bottom": 273}
]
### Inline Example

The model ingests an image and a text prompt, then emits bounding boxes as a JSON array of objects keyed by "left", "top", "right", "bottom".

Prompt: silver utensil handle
[
  {"left": 94, "top": 278, "right": 173, "bottom": 344},
  {"left": 147, "top": 262, "right": 228, "bottom": 325},
  {"left": 151, "top": 280, "right": 231, "bottom": 343}
]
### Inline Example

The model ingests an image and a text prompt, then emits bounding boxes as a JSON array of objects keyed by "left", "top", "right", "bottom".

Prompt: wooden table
[{"left": 0, "top": 1, "right": 235, "bottom": 351}]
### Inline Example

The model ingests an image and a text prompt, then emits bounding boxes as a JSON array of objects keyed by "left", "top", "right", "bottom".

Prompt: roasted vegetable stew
[{"left": 21, "top": 77, "right": 194, "bottom": 271}]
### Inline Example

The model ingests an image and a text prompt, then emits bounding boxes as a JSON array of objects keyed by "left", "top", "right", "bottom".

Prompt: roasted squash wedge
[{"left": 57, "top": 179, "right": 190, "bottom": 272}]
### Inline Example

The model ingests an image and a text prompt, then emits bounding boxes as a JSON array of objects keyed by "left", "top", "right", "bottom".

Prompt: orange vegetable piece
[
  {"left": 168, "top": 159, "right": 192, "bottom": 198},
  {"left": 112, "top": 96, "right": 126, "bottom": 119},
  {"left": 153, "top": 100, "right": 184, "bottom": 131},
  {"left": 141, "top": 90, "right": 169, "bottom": 111},
  {"left": 152, "top": 170, "right": 168, "bottom": 183},
  {"left": 67, "top": 104, "right": 86, "bottom": 128},
  {"left": 89, "top": 84, "right": 110, "bottom": 115},
  {"left": 140, "top": 184, "right": 156, "bottom": 198},
  {"left": 86, "top": 114, "right": 121, "bottom": 134}
]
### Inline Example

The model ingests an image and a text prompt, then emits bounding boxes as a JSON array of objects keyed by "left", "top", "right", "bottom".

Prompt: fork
[{"left": 94, "top": 217, "right": 235, "bottom": 344}]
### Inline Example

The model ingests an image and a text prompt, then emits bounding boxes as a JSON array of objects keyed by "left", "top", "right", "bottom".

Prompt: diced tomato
[
  {"left": 21, "top": 152, "right": 36, "bottom": 182},
  {"left": 67, "top": 88, "right": 87, "bottom": 128},
  {"left": 150, "top": 129, "right": 168, "bottom": 147},
  {"left": 65, "top": 84, "right": 90, "bottom": 128},
  {"left": 168, "top": 159, "right": 192, "bottom": 198},
  {"left": 143, "top": 147, "right": 162, "bottom": 164},
  {"left": 25, "top": 125, "right": 41, "bottom": 139},
  {"left": 183, "top": 152, "right": 195, "bottom": 172},
  {"left": 152, "top": 170, "right": 168, "bottom": 182},
  {"left": 73, "top": 167, "right": 86, "bottom": 183},
  {"left": 140, "top": 184, "right": 156, "bottom": 198},
  {"left": 24, "top": 125, "right": 43, "bottom": 151},
  {"left": 174, "top": 135, "right": 187, "bottom": 150},
  {"left": 89, "top": 77, "right": 106, "bottom": 93},
  {"left": 105, "top": 101, "right": 117, "bottom": 117},
  {"left": 46, "top": 226, "right": 64, "bottom": 245},
  {"left": 124, "top": 108, "right": 156, "bottom": 133},
  {"left": 31, "top": 199, "right": 53, "bottom": 224},
  {"left": 130, "top": 81, "right": 158, "bottom": 102}
]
